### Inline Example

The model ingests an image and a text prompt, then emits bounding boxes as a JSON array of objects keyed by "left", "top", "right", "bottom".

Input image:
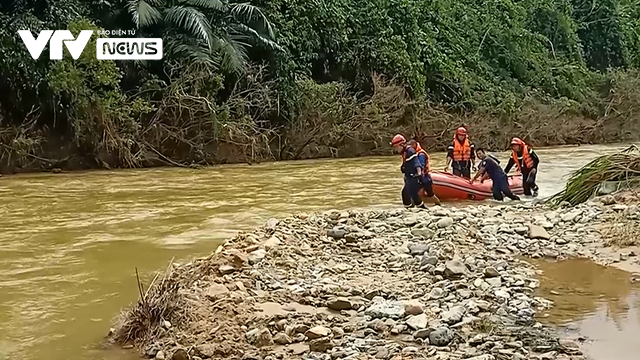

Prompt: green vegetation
[
  {"left": 549, "top": 145, "right": 640, "bottom": 206},
  {"left": 0, "top": 0, "right": 639, "bottom": 172}
]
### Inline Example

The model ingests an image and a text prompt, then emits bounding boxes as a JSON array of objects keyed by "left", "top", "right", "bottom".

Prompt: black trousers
[
  {"left": 522, "top": 169, "right": 539, "bottom": 196},
  {"left": 419, "top": 174, "right": 435, "bottom": 197},
  {"left": 452, "top": 161, "right": 471, "bottom": 179},
  {"left": 492, "top": 174, "right": 520, "bottom": 201},
  {"left": 402, "top": 176, "right": 423, "bottom": 207}
]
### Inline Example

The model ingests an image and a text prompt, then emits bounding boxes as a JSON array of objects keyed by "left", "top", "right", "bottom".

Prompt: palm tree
[{"left": 123, "top": 0, "right": 282, "bottom": 73}]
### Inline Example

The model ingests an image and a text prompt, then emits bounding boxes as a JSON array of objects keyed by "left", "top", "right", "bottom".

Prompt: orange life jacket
[
  {"left": 512, "top": 143, "right": 534, "bottom": 172},
  {"left": 452, "top": 137, "right": 471, "bottom": 162},
  {"left": 402, "top": 143, "right": 430, "bottom": 173},
  {"left": 414, "top": 142, "right": 430, "bottom": 173}
]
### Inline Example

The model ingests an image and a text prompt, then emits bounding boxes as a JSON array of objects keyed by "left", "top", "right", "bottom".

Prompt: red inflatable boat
[{"left": 420, "top": 171, "right": 525, "bottom": 201}]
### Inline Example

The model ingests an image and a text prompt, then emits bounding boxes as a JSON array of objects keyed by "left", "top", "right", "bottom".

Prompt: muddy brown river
[{"left": 0, "top": 144, "right": 638, "bottom": 360}]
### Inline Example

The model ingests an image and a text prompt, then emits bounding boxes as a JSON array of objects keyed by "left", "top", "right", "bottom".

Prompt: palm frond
[
  {"left": 231, "top": 23, "right": 283, "bottom": 52},
  {"left": 184, "top": 0, "right": 224, "bottom": 11},
  {"left": 165, "top": 6, "right": 215, "bottom": 50},
  {"left": 167, "top": 42, "right": 219, "bottom": 67},
  {"left": 215, "top": 34, "right": 248, "bottom": 74},
  {"left": 230, "top": 3, "right": 276, "bottom": 39},
  {"left": 127, "top": 0, "right": 162, "bottom": 28},
  {"left": 547, "top": 145, "right": 640, "bottom": 206}
]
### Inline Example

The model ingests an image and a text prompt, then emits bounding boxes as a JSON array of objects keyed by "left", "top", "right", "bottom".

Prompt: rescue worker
[
  {"left": 391, "top": 134, "right": 427, "bottom": 209},
  {"left": 471, "top": 148, "right": 520, "bottom": 201},
  {"left": 504, "top": 137, "right": 539, "bottom": 196},
  {"left": 407, "top": 140, "right": 441, "bottom": 205},
  {"left": 445, "top": 127, "right": 476, "bottom": 178}
]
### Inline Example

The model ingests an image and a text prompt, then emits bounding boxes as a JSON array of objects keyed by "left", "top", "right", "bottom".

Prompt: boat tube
[{"left": 420, "top": 171, "right": 525, "bottom": 201}]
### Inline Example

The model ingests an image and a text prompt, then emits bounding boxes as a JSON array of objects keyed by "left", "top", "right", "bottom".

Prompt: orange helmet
[
  {"left": 511, "top": 137, "right": 525, "bottom": 146},
  {"left": 390, "top": 134, "right": 406, "bottom": 146},
  {"left": 456, "top": 127, "right": 467, "bottom": 136}
]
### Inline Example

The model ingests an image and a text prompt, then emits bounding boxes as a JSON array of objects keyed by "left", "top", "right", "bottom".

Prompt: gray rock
[
  {"left": 528, "top": 224, "right": 551, "bottom": 240},
  {"left": 444, "top": 260, "right": 468, "bottom": 279},
  {"left": 248, "top": 249, "right": 267, "bottom": 264},
  {"left": 441, "top": 305, "right": 466, "bottom": 324},
  {"left": 402, "top": 347, "right": 419, "bottom": 354},
  {"left": 309, "top": 338, "right": 334, "bottom": 352},
  {"left": 265, "top": 218, "right": 279, "bottom": 230},
  {"left": 562, "top": 211, "right": 581, "bottom": 222},
  {"left": 195, "top": 344, "right": 216, "bottom": 358},
  {"left": 429, "top": 287, "right": 445, "bottom": 299},
  {"left": 514, "top": 227, "right": 528, "bottom": 235},
  {"left": 306, "top": 326, "right": 332, "bottom": 339},
  {"left": 411, "top": 228, "right": 435, "bottom": 239},
  {"left": 327, "top": 297, "right": 352, "bottom": 311},
  {"left": 421, "top": 256, "right": 438, "bottom": 267},
  {"left": 219, "top": 265, "right": 236, "bottom": 275},
  {"left": 365, "top": 300, "right": 406, "bottom": 319},
  {"left": 486, "top": 277, "right": 502, "bottom": 288},
  {"left": 404, "top": 300, "right": 424, "bottom": 315},
  {"left": 483, "top": 267, "right": 500, "bottom": 278},
  {"left": 406, "top": 313, "right": 428, "bottom": 330},
  {"left": 437, "top": 217, "right": 454, "bottom": 228},
  {"left": 413, "top": 328, "right": 433, "bottom": 339},
  {"left": 375, "top": 347, "right": 390, "bottom": 359},
  {"left": 429, "top": 327, "right": 454, "bottom": 346},
  {"left": 155, "top": 351, "right": 166, "bottom": 360},
  {"left": 495, "top": 289, "right": 510, "bottom": 301},
  {"left": 294, "top": 324, "right": 310, "bottom": 333},
  {"left": 247, "top": 328, "right": 273, "bottom": 347},
  {"left": 206, "top": 283, "right": 229, "bottom": 301},
  {"left": 327, "top": 228, "right": 347, "bottom": 239},
  {"left": 263, "top": 235, "right": 281, "bottom": 249},
  {"left": 408, "top": 243, "right": 429, "bottom": 256},
  {"left": 273, "top": 332, "right": 292, "bottom": 345}
]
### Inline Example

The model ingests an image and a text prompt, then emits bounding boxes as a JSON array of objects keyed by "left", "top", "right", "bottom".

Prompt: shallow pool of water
[{"left": 533, "top": 258, "right": 640, "bottom": 360}]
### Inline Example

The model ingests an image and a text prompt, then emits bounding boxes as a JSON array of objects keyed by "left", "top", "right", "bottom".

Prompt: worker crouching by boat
[
  {"left": 445, "top": 127, "right": 476, "bottom": 179},
  {"left": 407, "top": 140, "right": 442, "bottom": 205},
  {"left": 472, "top": 148, "right": 521, "bottom": 201},
  {"left": 505, "top": 137, "right": 539, "bottom": 196}
]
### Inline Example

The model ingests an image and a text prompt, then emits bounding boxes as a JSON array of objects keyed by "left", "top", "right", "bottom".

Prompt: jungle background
[{"left": 1, "top": 0, "right": 639, "bottom": 172}]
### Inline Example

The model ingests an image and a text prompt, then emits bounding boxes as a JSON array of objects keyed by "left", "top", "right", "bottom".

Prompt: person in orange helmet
[
  {"left": 504, "top": 137, "right": 540, "bottom": 196},
  {"left": 391, "top": 134, "right": 427, "bottom": 209},
  {"left": 445, "top": 126, "right": 476, "bottom": 179}
]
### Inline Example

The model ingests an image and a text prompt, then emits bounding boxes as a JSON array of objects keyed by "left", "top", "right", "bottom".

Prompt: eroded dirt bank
[{"left": 108, "top": 193, "right": 640, "bottom": 360}]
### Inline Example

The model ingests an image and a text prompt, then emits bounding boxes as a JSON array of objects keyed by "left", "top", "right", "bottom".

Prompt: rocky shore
[{"left": 109, "top": 194, "right": 640, "bottom": 360}]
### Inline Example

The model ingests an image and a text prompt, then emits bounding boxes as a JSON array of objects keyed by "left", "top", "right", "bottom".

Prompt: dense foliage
[{"left": 0, "top": 0, "right": 639, "bottom": 169}]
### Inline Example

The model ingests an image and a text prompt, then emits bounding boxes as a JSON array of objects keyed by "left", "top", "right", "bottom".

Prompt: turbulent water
[{"left": 0, "top": 143, "right": 637, "bottom": 360}]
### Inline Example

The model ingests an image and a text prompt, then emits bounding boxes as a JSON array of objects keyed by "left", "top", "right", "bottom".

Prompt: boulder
[
  {"left": 206, "top": 283, "right": 230, "bottom": 301},
  {"left": 528, "top": 224, "right": 551, "bottom": 240}
]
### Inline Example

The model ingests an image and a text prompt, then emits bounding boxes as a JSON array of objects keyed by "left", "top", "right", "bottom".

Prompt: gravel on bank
[{"left": 108, "top": 194, "right": 640, "bottom": 360}]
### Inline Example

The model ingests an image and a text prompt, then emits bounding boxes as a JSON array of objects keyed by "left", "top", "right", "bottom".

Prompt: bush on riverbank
[{"left": 1, "top": 0, "right": 640, "bottom": 173}]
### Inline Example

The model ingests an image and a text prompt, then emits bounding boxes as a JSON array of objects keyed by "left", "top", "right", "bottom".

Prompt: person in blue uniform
[
  {"left": 391, "top": 134, "right": 427, "bottom": 209},
  {"left": 471, "top": 148, "right": 520, "bottom": 201}
]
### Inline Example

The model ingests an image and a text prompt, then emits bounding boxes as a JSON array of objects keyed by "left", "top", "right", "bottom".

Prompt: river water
[{"left": 0, "top": 144, "right": 637, "bottom": 360}]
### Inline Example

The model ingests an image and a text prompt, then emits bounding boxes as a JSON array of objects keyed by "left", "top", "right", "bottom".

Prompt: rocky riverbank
[{"left": 109, "top": 193, "right": 640, "bottom": 360}]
